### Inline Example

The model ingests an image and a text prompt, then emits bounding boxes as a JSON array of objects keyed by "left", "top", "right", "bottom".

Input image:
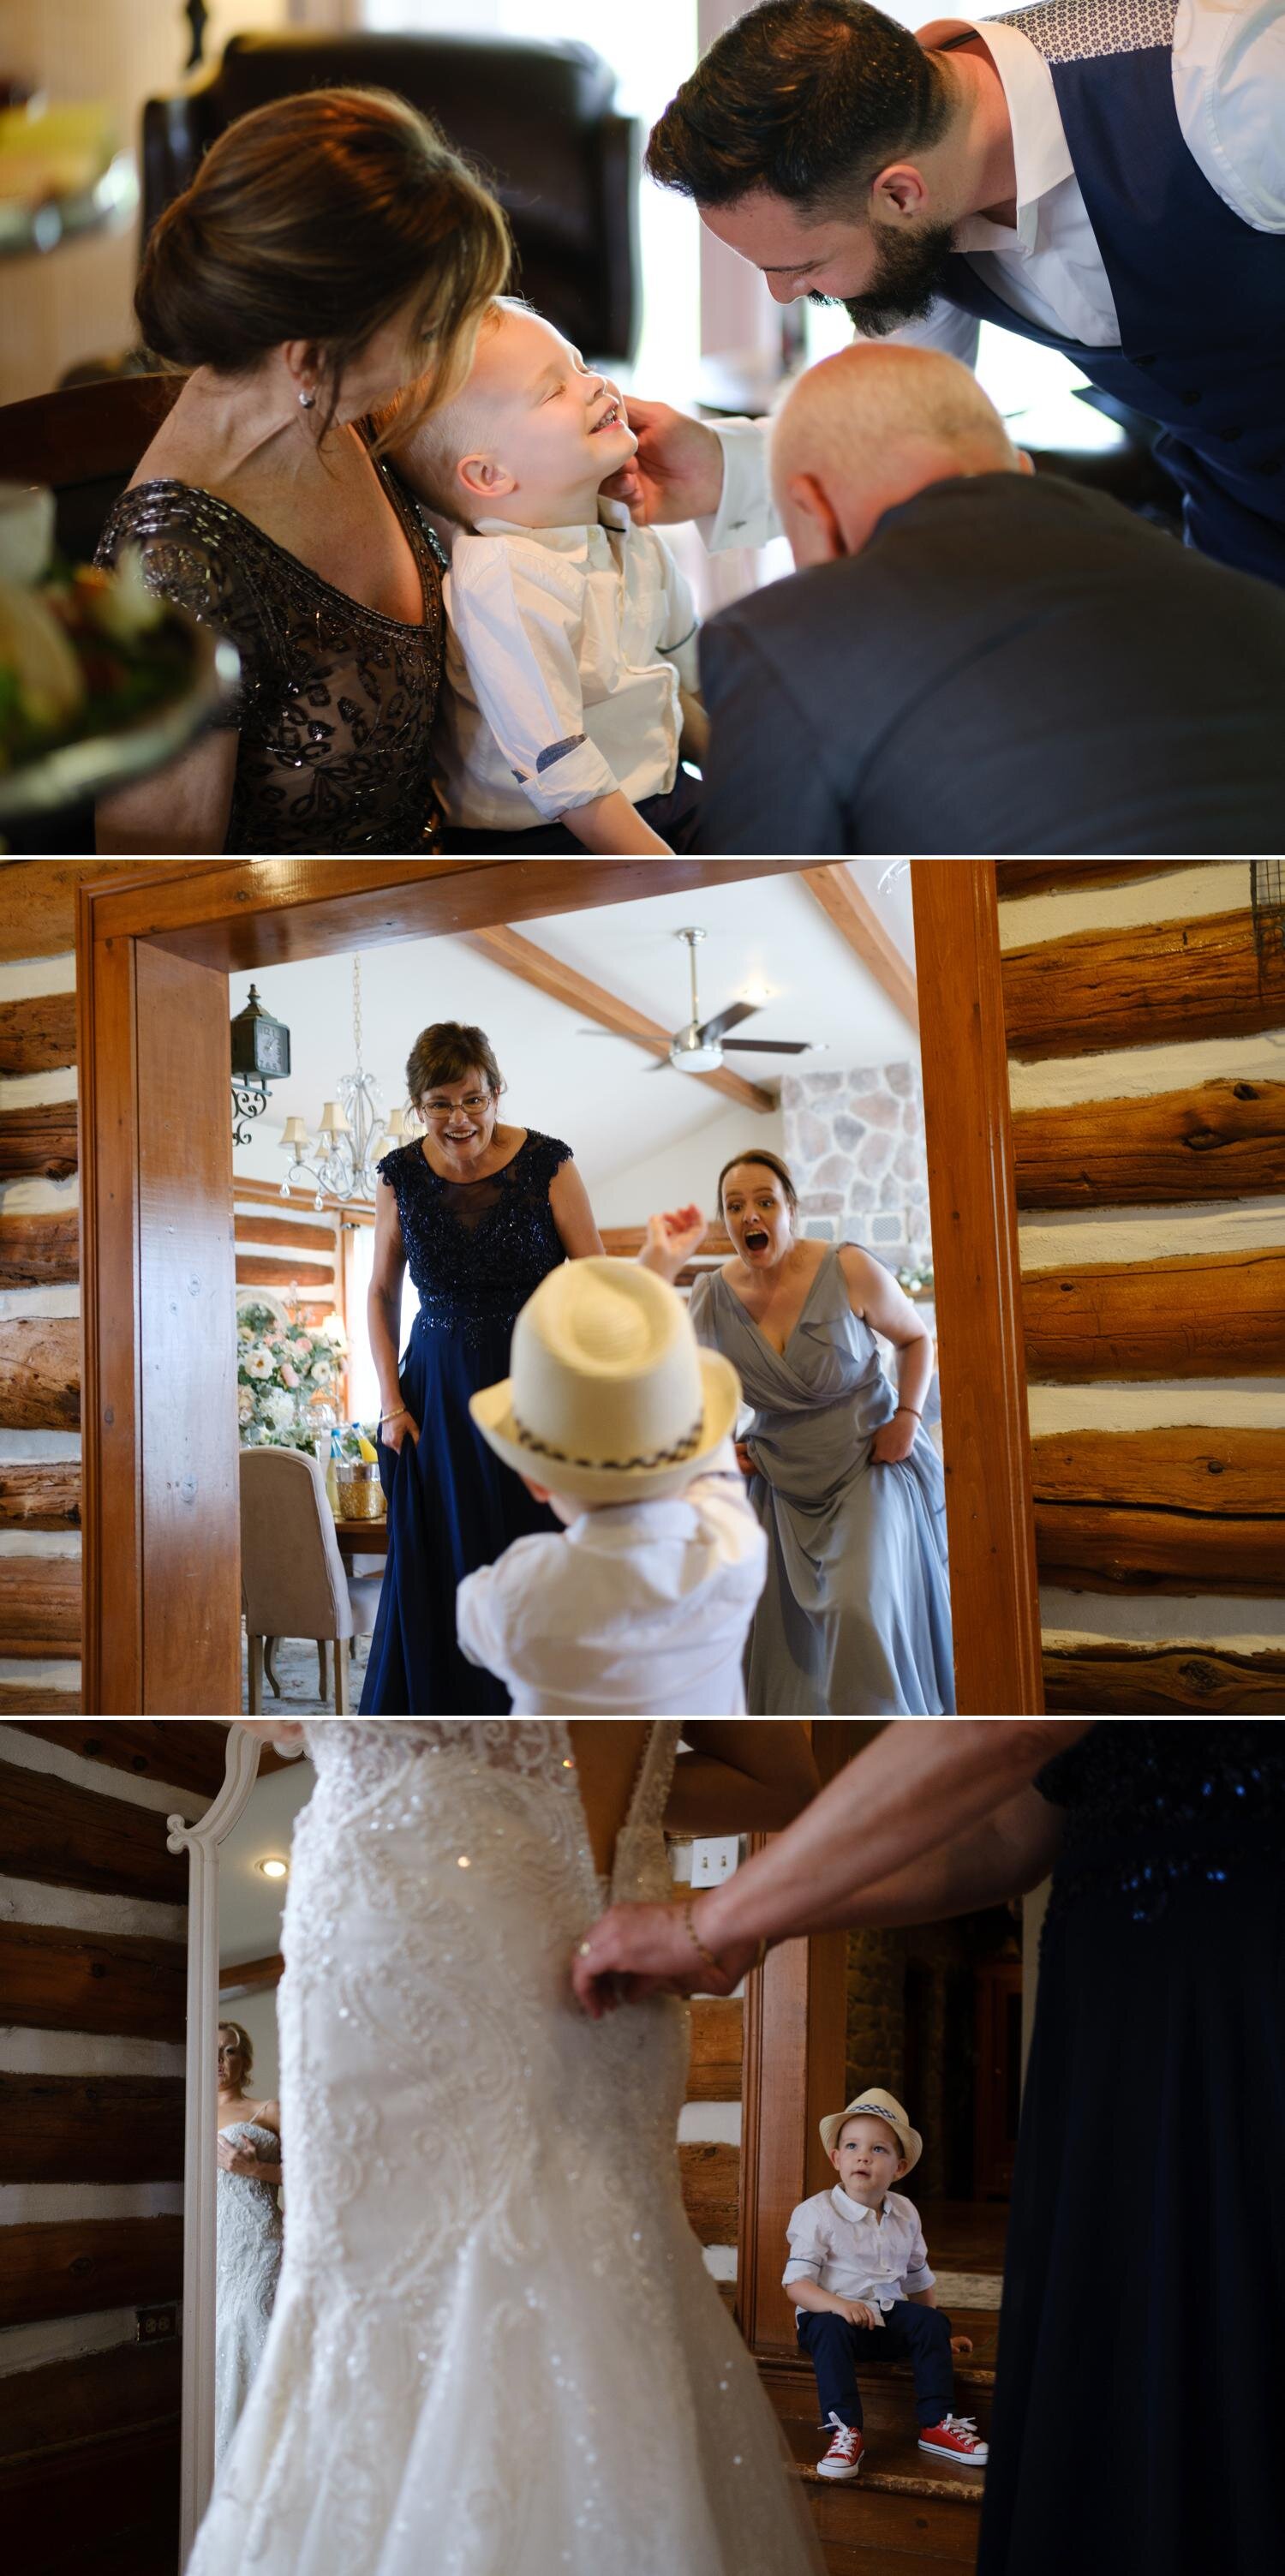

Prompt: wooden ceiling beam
[
  {"left": 464, "top": 925, "right": 775, "bottom": 1114},
  {"left": 802, "top": 866, "right": 918, "bottom": 1033}
]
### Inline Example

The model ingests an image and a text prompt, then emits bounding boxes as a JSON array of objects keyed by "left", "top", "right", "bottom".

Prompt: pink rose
[{"left": 279, "top": 1363, "right": 300, "bottom": 1387}]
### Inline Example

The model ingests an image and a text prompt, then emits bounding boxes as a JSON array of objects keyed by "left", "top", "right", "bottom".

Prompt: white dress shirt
[
  {"left": 706, "top": 2, "right": 1285, "bottom": 551},
  {"left": 784, "top": 2185, "right": 936, "bottom": 2316},
  {"left": 454, "top": 1444, "right": 767, "bottom": 1716},
  {"left": 436, "top": 497, "right": 700, "bottom": 828}
]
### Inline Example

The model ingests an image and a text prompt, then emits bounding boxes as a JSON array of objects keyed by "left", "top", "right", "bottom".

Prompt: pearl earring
[{"left": 298, "top": 389, "right": 316, "bottom": 411}]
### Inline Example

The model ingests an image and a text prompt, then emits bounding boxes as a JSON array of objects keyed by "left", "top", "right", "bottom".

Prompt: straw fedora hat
[
  {"left": 820, "top": 2088, "right": 923, "bottom": 2173},
  {"left": 469, "top": 1257, "right": 742, "bottom": 1507}
]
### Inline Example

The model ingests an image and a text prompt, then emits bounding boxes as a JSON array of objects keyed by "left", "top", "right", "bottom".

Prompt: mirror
[{"left": 169, "top": 1724, "right": 312, "bottom": 2561}]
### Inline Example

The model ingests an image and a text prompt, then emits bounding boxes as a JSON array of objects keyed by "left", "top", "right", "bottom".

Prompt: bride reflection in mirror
[{"left": 215, "top": 2019, "right": 284, "bottom": 2462}]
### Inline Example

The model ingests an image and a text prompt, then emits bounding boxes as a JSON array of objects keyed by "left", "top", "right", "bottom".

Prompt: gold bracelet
[
  {"left": 682, "top": 1897, "right": 725, "bottom": 1980},
  {"left": 378, "top": 1405, "right": 408, "bottom": 1425},
  {"left": 682, "top": 1899, "right": 768, "bottom": 1980}
]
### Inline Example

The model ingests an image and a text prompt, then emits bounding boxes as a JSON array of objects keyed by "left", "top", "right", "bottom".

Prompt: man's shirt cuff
[{"left": 700, "top": 417, "right": 780, "bottom": 552}]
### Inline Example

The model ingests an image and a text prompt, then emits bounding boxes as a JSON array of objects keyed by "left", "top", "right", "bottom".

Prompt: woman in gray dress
[{"left": 687, "top": 1151, "right": 953, "bottom": 1716}]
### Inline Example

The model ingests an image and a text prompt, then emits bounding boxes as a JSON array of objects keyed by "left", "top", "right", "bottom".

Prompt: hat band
[{"left": 511, "top": 1407, "right": 704, "bottom": 1474}]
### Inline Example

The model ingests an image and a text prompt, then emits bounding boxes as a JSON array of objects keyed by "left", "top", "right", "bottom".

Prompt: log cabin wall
[
  {"left": 0, "top": 1720, "right": 232, "bottom": 2576},
  {"left": 678, "top": 1992, "right": 744, "bottom": 2310},
  {"left": 996, "top": 860, "right": 1285, "bottom": 1715},
  {"left": 0, "top": 863, "right": 125, "bottom": 1719}
]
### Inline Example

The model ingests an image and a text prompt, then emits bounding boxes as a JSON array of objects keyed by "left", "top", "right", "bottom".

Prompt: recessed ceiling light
[{"left": 257, "top": 1856, "right": 289, "bottom": 1880}]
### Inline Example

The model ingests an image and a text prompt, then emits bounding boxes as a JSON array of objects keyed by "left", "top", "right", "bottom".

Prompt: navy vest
[{"left": 935, "top": 0, "right": 1285, "bottom": 584}]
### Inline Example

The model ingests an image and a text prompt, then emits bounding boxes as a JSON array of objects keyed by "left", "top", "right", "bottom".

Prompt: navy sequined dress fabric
[
  {"left": 978, "top": 1723, "right": 1285, "bottom": 2576},
  {"left": 360, "top": 1132, "right": 572, "bottom": 1715},
  {"left": 95, "top": 439, "right": 445, "bottom": 854}
]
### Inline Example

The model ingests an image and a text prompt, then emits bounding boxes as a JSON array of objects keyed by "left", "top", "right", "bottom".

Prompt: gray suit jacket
[{"left": 694, "top": 474, "right": 1285, "bottom": 856}]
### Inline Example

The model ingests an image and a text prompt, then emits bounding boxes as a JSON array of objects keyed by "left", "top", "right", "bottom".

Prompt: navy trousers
[{"left": 796, "top": 2300, "right": 953, "bottom": 2429}]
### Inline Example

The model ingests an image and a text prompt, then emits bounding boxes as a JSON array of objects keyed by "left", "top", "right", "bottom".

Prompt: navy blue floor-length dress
[
  {"left": 978, "top": 1722, "right": 1285, "bottom": 2576},
  {"left": 360, "top": 1130, "right": 571, "bottom": 1715}
]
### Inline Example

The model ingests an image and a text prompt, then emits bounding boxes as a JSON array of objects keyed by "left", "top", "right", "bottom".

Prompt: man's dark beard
[{"left": 809, "top": 219, "right": 959, "bottom": 338}]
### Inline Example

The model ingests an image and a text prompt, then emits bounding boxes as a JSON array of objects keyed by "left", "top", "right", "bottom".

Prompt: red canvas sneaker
[
  {"left": 918, "top": 2414, "right": 989, "bottom": 2465},
  {"left": 816, "top": 2415, "right": 864, "bottom": 2481}
]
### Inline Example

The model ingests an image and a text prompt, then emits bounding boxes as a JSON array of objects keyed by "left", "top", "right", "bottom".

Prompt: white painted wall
[{"left": 587, "top": 1097, "right": 786, "bottom": 1227}]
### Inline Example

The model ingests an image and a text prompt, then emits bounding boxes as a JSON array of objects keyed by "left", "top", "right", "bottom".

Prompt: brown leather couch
[{"left": 140, "top": 29, "right": 642, "bottom": 363}]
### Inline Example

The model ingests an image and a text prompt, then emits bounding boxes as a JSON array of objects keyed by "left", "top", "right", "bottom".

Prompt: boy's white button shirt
[
  {"left": 455, "top": 1446, "right": 766, "bottom": 1716},
  {"left": 784, "top": 2186, "right": 935, "bottom": 2316},
  {"left": 437, "top": 498, "right": 700, "bottom": 830}
]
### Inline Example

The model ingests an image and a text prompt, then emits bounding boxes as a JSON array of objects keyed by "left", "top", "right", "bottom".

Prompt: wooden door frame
[{"left": 76, "top": 856, "right": 1042, "bottom": 1716}]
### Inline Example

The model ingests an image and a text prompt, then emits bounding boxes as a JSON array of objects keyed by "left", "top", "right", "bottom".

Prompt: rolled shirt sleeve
[
  {"left": 904, "top": 2219, "right": 935, "bottom": 2297},
  {"left": 445, "top": 537, "right": 619, "bottom": 819},
  {"left": 702, "top": 417, "right": 780, "bottom": 554},
  {"left": 782, "top": 2202, "right": 828, "bottom": 2287}
]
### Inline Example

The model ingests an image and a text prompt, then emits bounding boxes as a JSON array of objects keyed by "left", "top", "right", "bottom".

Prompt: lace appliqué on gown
[
  {"left": 215, "top": 2122, "right": 284, "bottom": 2465},
  {"left": 191, "top": 1722, "right": 820, "bottom": 2576}
]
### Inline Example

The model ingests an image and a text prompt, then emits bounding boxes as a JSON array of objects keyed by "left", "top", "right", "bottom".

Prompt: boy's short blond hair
[{"left": 395, "top": 296, "right": 523, "bottom": 524}]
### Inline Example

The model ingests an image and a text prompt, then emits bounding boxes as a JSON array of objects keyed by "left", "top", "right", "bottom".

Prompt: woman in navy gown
[{"left": 362, "top": 1019, "right": 701, "bottom": 1714}]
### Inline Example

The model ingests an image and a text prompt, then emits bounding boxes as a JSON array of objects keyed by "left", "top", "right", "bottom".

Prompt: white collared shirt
[
  {"left": 707, "top": 2, "right": 1285, "bottom": 550},
  {"left": 454, "top": 1444, "right": 766, "bottom": 1716},
  {"left": 784, "top": 2185, "right": 936, "bottom": 2313},
  {"left": 435, "top": 497, "right": 699, "bottom": 829}
]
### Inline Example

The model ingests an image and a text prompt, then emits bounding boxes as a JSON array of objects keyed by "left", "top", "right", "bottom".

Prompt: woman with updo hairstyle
[
  {"left": 94, "top": 87, "right": 510, "bottom": 854},
  {"left": 684, "top": 1147, "right": 953, "bottom": 1715},
  {"left": 362, "top": 1017, "right": 706, "bottom": 1711}
]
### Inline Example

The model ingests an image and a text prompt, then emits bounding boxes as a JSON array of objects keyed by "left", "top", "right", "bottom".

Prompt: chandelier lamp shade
[
  {"left": 279, "top": 956, "right": 421, "bottom": 1207},
  {"left": 230, "top": 985, "right": 290, "bottom": 1148}
]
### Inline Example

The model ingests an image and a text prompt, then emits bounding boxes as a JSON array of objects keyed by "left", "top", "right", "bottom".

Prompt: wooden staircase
[{"left": 762, "top": 2309, "right": 997, "bottom": 2576}]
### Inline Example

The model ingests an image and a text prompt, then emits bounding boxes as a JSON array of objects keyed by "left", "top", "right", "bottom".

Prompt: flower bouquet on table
[{"left": 236, "top": 1300, "right": 349, "bottom": 1451}]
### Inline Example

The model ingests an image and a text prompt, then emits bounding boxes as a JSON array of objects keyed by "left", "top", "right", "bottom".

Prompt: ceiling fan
[{"left": 582, "top": 927, "right": 818, "bottom": 1075}]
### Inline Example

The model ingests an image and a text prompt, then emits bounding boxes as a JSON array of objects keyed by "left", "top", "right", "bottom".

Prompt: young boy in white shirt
[
  {"left": 394, "top": 300, "right": 705, "bottom": 857},
  {"left": 460, "top": 1255, "right": 764, "bottom": 1716},
  {"left": 785, "top": 2088, "right": 988, "bottom": 2482}
]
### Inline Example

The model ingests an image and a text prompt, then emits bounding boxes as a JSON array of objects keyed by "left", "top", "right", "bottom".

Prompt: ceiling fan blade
[
  {"left": 698, "top": 1000, "right": 758, "bottom": 1045},
  {"left": 721, "top": 1038, "right": 812, "bottom": 1054}
]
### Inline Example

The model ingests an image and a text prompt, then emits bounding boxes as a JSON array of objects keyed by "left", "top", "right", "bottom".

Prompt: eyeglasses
[{"left": 421, "top": 1093, "right": 493, "bottom": 1118}]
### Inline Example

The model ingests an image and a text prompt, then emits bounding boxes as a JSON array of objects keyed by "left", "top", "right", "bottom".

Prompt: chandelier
[{"left": 278, "top": 956, "right": 421, "bottom": 1207}]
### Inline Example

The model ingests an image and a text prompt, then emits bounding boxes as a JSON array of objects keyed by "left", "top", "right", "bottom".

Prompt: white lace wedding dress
[
  {"left": 214, "top": 2121, "right": 284, "bottom": 2464},
  {"left": 189, "top": 1722, "right": 821, "bottom": 2576}
]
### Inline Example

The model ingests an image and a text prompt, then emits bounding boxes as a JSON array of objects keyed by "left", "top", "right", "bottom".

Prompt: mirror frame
[{"left": 167, "top": 1722, "right": 303, "bottom": 2566}]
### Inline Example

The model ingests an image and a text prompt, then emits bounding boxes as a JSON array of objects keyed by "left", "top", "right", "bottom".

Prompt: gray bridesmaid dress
[{"left": 688, "top": 1246, "right": 953, "bottom": 1716}]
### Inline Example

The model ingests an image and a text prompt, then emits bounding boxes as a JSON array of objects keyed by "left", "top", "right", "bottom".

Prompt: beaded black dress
[
  {"left": 95, "top": 439, "right": 445, "bottom": 853},
  {"left": 361, "top": 1132, "right": 572, "bottom": 1715},
  {"left": 977, "top": 1721, "right": 1285, "bottom": 2576}
]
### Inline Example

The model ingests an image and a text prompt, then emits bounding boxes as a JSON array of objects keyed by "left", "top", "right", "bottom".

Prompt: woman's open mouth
[
  {"left": 445, "top": 1128, "right": 476, "bottom": 1142},
  {"left": 744, "top": 1227, "right": 769, "bottom": 1252}
]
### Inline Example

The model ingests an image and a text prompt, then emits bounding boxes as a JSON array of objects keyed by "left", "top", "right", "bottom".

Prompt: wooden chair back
[{"left": 0, "top": 373, "right": 184, "bottom": 563}]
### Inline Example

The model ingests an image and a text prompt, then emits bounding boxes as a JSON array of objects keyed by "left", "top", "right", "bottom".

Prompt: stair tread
[{"left": 784, "top": 2420, "right": 987, "bottom": 2508}]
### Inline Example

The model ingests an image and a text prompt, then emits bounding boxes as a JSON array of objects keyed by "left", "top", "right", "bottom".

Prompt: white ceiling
[
  {"left": 229, "top": 863, "right": 917, "bottom": 1205},
  {"left": 219, "top": 1757, "right": 318, "bottom": 1969}
]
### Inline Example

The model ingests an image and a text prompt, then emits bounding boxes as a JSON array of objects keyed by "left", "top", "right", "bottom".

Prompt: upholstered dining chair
[{"left": 239, "top": 1447, "right": 383, "bottom": 1716}]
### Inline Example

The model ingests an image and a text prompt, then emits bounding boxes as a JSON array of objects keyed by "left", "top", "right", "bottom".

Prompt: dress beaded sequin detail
[
  {"left": 377, "top": 1131, "right": 572, "bottom": 1344},
  {"left": 95, "top": 446, "right": 445, "bottom": 854},
  {"left": 1035, "top": 1718, "right": 1285, "bottom": 1924}
]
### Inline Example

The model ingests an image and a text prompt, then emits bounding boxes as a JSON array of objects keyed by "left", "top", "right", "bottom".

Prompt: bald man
[{"left": 692, "top": 344, "right": 1285, "bottom": 855}]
